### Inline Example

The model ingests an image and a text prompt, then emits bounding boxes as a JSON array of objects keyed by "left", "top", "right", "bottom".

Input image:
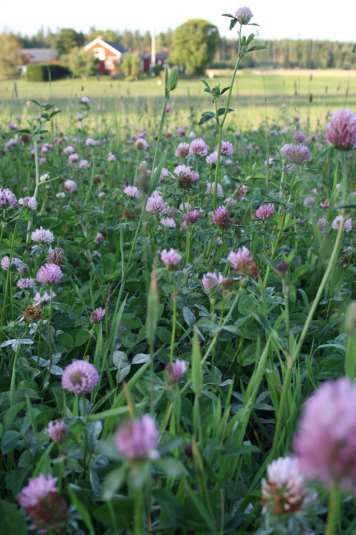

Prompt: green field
[{"left": 1, "top": 69, "right": 355, "bottom": 128}]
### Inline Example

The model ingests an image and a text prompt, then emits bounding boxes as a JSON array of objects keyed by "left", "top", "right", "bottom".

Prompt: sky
[{"left": 1, "top": 0, "right": 356, "bottom": 41}]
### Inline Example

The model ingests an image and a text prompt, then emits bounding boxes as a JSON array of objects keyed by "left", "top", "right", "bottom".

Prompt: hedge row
[{"left": 26, "top": 64, "right": 71, "bottom": 82}]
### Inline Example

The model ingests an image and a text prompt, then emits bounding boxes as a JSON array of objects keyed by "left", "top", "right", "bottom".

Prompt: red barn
[
  {"left": 141, "top": 51, "right": 169, "bottom": 73},
  {"left": 83, "top": 37, "right": 126, "bottom": 75}
]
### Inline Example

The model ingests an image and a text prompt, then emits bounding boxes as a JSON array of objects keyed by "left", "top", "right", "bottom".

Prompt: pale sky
[{"left": 1, "top": 0, "right": 356, "bottom": 41}]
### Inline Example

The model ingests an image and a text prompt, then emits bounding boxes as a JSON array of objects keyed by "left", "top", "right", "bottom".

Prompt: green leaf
[
  {"left": 216, "top": 107, "right": 234, "bottom": 117},
  {"left": 0, "top": 500, "right": 26, "bottom": 535},
  {"left": 201, "top": 79, "right": 211, "bottom": 93},
  {"left": 102, "top": 466, "right": 127, "bottom": 499},
  {"left": 166, "top": 67, "right": 178, "bottom": 94},
  {"left": 68, "top": 486, "right": 96, "bottom": 535},
  {"left": 199, "top": 111, "right": 215, "bottom": 125},
  {"left": 182, "top": 306, "right": 196, "bottom": 327}
]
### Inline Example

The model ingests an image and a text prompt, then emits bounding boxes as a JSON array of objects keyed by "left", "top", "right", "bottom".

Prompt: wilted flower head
[
  {"left": 175, "top": 142, "right": 190, "bottom": 158},
  {"left": 1, "top": 256, "right": 11, "bottom": 270},
  {"left": 79, "top": 159, "right": 90, "bottom": 169},
  {"left": 36, "top": 263, "right": 63, "bottom": 285},
  {"left": 91, "top": 307, "right": 105, "bottom": 323},
  {"left": 294, "top": 378, "right": 356, "bottom": 492},
  {"left": 85, "top": 137, "right": 98, "bottom": 147},
  {"left": 135, "top": 137, "right": 149, "bottom": 150},
  {"left": 64, "top": 179, "right": 77, "bottom": 193},
  {"left": 19, "top": 196, "right": 37, "bottom": 210},
  {"left": 202, "top": 272, "right": 225, "bottom": 292},
  {"left": 189, "top": 137, "right": 208, "bottom": 157},
  {"left": 160, "top": 248, "right": 182, "bottom": 270},
  {"left": 47, "top": 420, "right": 68, "bottom": 443},
  {"left": 115, "top": 414, "right": 159, "bottom": 460},
  {"left": 281, "top": 143, "right": 311, "bottom": 163},
  {"left": 123, "top": 185, "right": 140, "bottom": 198},
  {"left": 182, "top": 209, "right": 201, "bottom": 227},
  {"left": 95, "top": 232, "right": 105, "bottom": 244},
  {"left": 174, "top": 165, "right": 199, "bottom": 189},
  {"left": 332, "top": 215, "right": 352, "bottom": 232},
  {"left": 160, "top": 217, "right": 176, "bottom": 229},
  {"left": 146, "top": 190, "right": 167, "bottom": 213},
  {"left": 68, "top": 153, "right": 79, "bottom": 164},
  {"left": 166, "top": 359, "right": 188, "bottom": 383},
  {"left": 63, "top": 145, "right": 75, "bottom": 155},
  {"left": 0, "top": 187, "right": 17, "bottom": 208},
  {"left": 326, "top": 108, "right": 356, "bottom": 150},
  {"left": 294, "top": 130, "right": 307, "bottom": 143},
  {"left": 228, "top": 246, "right": 258, "bottom": 278},
  {"left": 46, "top": 247, "right": 65, "bottom": 265},
  {"left": 17, "top": 278, "right": 35, "bottom": 290},
  {"left": 262, "top": 456, "right": 306, "bottom": 515},
  {"left": 62, "top": 360, "right": 99, "bottom": 394},
  {"left": 211, "top": 206, "right": 231, "bottom": 229},
  {"left": 33, "top": 291, "right": 55, "bottom": 306},
  {"left": 31, "top": 227, "right": 54, "bottom": 244},
  {"left": 317, "top": 217, "right": 328, "bottom": 230},
  {"left": 255, "top": 203, "right": 275, "bottom": 220},
  {"left": 235, "top": 6, "right": 253, "bottom": 24},
  {"left": 176, "top": 126, "right": 186, "bottom": 137},
  {"left": 18, "top": 475, "right": 67, "bottom": 532},
  {"left": 206, "top": 150, "right": 218, "bottom": 166}
]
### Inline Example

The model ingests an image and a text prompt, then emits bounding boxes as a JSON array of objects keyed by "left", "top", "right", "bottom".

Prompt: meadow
[
  {"left": 1, "top": 13, "right": 356, "bottom": 535},
  {"left": 1, "top": 69, "right": 356, "bottom": 128}
]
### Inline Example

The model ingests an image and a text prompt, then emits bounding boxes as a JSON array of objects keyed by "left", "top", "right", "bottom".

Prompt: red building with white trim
[{"left": 83, "top": 37, "right": 126, "bottom": 75}]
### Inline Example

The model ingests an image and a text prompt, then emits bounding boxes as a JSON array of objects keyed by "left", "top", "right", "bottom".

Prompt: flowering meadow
[{"left": 1, "top": 8, "right": 356, "bottom": 535}]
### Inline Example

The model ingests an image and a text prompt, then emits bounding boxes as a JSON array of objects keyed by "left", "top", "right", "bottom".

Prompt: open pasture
[{"left": 1, "top": 69, "right": 356, "bottom": 127}]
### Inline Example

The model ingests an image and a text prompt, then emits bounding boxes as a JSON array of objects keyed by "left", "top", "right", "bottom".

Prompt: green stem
[
  {"left": 213, "top": 25, "right": 242, "bottom": 210},
  {"left": 133, "top": 490, "right": 144, "bottom": 535},
  {"left": 169, "top": 294, "right": 177, "bottom": 362},
  {"left": 325, "top": 486, "right": 341, "bottom": 535}
]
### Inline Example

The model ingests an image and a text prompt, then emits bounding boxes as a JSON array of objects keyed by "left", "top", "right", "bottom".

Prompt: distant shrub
[
  {"left": 121, "top": 53, "right": 141, "bottom": 81},
  {"left": 26, "top": 64, "right": 70, "bottom": 82},
  {"left": 62, "top": 48, "right": 98, "bottom": 78}
]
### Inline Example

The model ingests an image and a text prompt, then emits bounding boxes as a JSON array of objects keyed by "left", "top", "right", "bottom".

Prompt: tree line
[
  {"left": 15, "top": 26, "right": 356, "bottom": 70},
  {"left": 0, "top": 22, "right": 355, "bottom": 79}
]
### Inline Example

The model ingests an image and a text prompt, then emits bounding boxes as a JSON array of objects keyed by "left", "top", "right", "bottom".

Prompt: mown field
[{"left": 1, "top": 69, "right": 356, "bottom": 127}]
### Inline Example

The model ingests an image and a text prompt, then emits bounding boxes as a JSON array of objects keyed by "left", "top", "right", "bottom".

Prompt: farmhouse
[{"left": 83, "top": 37, "right": 126, "bottom": 75}]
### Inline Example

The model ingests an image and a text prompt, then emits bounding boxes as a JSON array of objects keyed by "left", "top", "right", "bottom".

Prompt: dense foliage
[
  {"left": 26, "top": 64, "right": 71, "bottom": 82},
  {"left": 62, "top": 48, "right": 98, "bottom": 79},
  {"left": 15, "top": 26, "right": 356, "bottom": 70},
  {"left": 0, "top": 33, "right": 23, "bottom": 79},
  {"left": 170, "top": 19, "right": 220, "bottom": 75}
]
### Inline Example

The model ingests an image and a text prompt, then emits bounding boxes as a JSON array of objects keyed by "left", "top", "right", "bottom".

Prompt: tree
[
  {"left": 62, "top": 48, "right": 98, "bottom": 77},
  {"left": 55, "top": 28, "right": 84, "bottom": 56},
  {"left": 170, "top": 19, "right": 219, "bottom": 75},
  {"left": 0, "top": 34, "right": 23, "bottom": 79},
  {"left": 121, "top": 53, "right": 141, "bottom": 80}
]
